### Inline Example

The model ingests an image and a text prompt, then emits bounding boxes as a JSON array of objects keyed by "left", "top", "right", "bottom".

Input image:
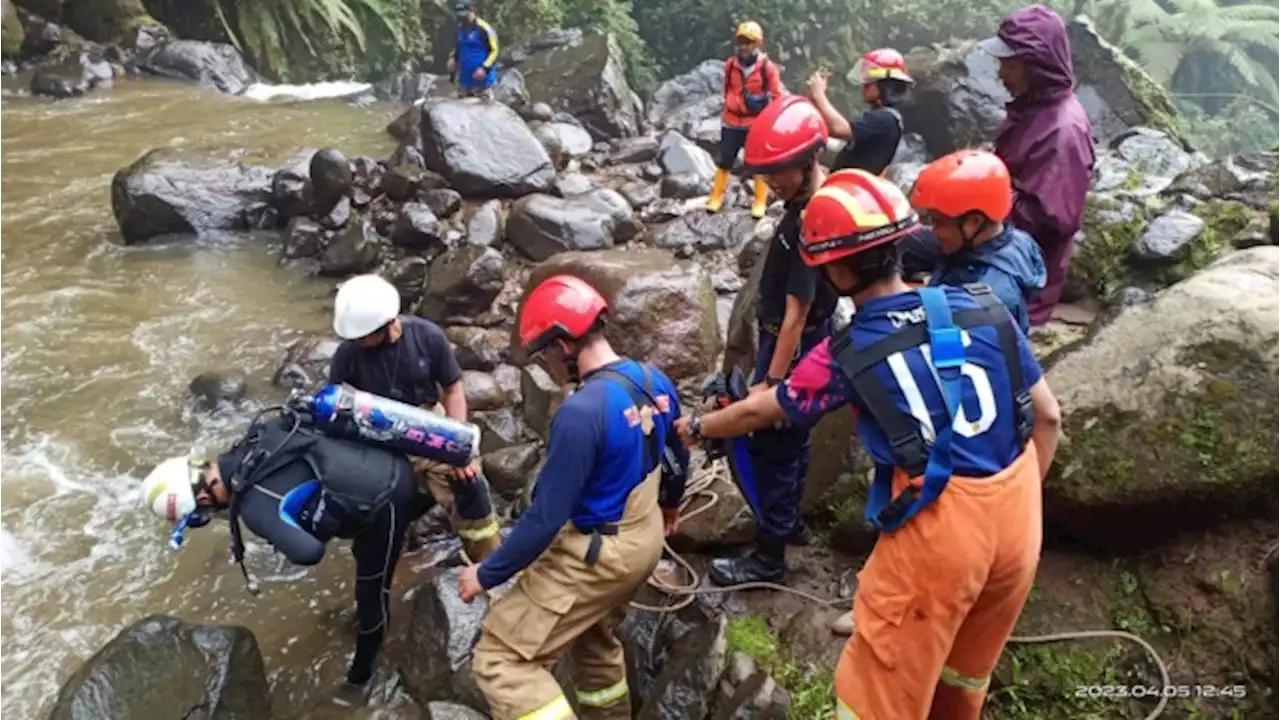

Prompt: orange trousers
[{"left": 835, "top": 445, "right": 1043, "bottom": 720}]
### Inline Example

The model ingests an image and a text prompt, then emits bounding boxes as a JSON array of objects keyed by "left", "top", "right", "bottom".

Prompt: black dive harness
[{"left": 829, "top": 284, "right": 1034, "bottom": 531}]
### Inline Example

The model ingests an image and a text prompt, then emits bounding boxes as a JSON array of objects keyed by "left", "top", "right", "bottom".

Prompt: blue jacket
[
  {"left": 929, "top": 225, "right": 1047, "bottom": 332},
  {"left": 455, "top": 18, "right": 499, "bottom": 89}
]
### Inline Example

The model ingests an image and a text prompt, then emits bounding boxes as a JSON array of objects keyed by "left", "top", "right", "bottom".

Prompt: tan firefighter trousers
[
  {"left": 411, "top": 404, "right": 502, "bottom": 561},
  {"left": 473, "top": 469, "right": 664, "bottom": 720}
]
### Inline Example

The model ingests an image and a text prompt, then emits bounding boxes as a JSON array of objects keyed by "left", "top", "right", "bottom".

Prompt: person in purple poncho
[{"left": 979, "top": 4, "right": 1096, "bottom": 326}]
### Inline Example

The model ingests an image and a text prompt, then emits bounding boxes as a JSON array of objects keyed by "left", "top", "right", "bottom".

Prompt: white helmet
[
  {"left": 333, "top": 274, "right": 401, "bottom": 340},
  {"left": 142, "top": 456, "right": 198, "bottom": 524}
]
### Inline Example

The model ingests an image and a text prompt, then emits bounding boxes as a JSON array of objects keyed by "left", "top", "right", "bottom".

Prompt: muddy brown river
[{"left": 0, "top": 78, "right": 424, "bottom": 718}]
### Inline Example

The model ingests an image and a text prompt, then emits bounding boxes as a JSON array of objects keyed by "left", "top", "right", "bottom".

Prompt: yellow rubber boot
[
  {"left": 706, "top": 168, "right": 731, "bottom": 213},
  {"left": 751, "top": 176, "right": 770, "bottom": 218}
]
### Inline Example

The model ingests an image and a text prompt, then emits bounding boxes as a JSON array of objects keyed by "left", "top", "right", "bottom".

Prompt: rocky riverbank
[{"left": 47, "top": 19, "right": 1280, "bottom": 720}]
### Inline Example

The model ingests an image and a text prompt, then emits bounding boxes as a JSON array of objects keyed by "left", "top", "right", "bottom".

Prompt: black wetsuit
[{"left": 218, "top": 417, "right": 430, "bottom": 686}]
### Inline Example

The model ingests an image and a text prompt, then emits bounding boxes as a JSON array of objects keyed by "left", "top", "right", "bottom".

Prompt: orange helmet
[
  {"left": 849, "top": 48, "right": 913, "bottom": 85},
  {"left": 518, "top": 275, "right": 608, "bottom": 355},
  {"left": 800, "top": 170, "right": 920, "bottom": 267},
  {"left": 911, "top": 150, "right": 1013, "bottom": 222}
]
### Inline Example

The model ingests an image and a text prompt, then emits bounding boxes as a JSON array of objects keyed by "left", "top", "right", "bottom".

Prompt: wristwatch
[
  {"left": 688, "top": 414, "right": 703, "bottom": 440},
  {"left": 765, "top": 375, "right": 784, "bottom": 388}
]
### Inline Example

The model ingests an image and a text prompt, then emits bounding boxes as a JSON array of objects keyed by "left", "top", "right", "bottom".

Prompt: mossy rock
[
  {"left": 1046, "top": 247, "right": 1280, "bottom": 551},
  {"left": 61, "top": 0, "right": 155, "bottom": 43},
  {"left": 1, "top": 0, "right": 22, "bottom": 58},
  {"left": 1066, "top": 193, "right": 1147, "bottom": 302}
]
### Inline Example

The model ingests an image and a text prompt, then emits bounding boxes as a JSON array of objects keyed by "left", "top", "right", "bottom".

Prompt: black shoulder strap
[
  {"left": 828, "top": 286, "right": 1023, "bottom": 476},
  {"left": 589, "top": 366, "right": 662, "bottom": 475}
]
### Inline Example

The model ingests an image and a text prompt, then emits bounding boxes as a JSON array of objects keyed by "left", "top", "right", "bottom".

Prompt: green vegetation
[{"left": 725, "top": 616, "right": 835, "bottom": 720}]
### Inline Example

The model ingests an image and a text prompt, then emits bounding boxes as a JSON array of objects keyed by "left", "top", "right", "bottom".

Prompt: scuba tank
[{"left": 288, "top": 383, "right": 480, "bottom": 467}]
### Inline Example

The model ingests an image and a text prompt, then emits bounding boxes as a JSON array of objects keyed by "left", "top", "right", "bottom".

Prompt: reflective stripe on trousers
[
  {"left": 516, "top": 694, "right": 573, "bottom": 720},
  {"left": 577, "top": 678, "right": 628, "bottom": 708}
]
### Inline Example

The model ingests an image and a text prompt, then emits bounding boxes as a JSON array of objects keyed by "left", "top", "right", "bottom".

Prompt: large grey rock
[
  {"left": 620, "top": 604, "right": 728, "bottom": 720},
  {"left": 462, "top": 370, "right": 505, "bottom": 411},
  {"left": 270, "top": 169, "right": 310, "bottom": 222},
  {"left": 423, "top": 188, "right": 463, "bottom": 220},
  {"left": 50, "top": 615, "right": 270, "bottom": 720},
  {"left": 399, "top": 569, "right": 491, "bottom": 713},
  {"left": 506, "top": 191, "right": 633, "bottom": 260},
  {"left": 481, "top": 443, "right": 542, "bottom": 500},
  {"left": 516, "top": 31, "right": 642, "bottom": 141},
  {"left": 658, "top": 130, "right": 717, "bottom": 180},
  {"left": 620, "top": 180, "right": 659, "bottom": 209},
  {"left": 647, "top": 59, "right": 723, "bottom": 128},
  {"left": 1164, "top": 152, "right": 1280, "bottom": 210},
  {"left": 308, "top": 148, "right": 352, "bottom": 215},
  {"left": 534, "top": 122, "right": 594, "bottom": 169},
  {"left": 1111, "top": 127, "right": 1198, "bottom": 190},
  {"left": 446, "top": 326, "right": 509, "bottom": 371},
  {"left": 896, "top": 42, "right": 1010, "bottom": 157},
  {"left": 110, "top": 148, "right": 274, "bottom": 244},
  {"left": 493, "top": 67, "right": 529, "bottom": 108},
  {"left": 319, "top": 218, "right": 382, "bottom": 276},
  {"left": 386, "top": 256, "right": 429, "bottom": 306},
  {"left": 465, "top": 200, "right": 504, "bottom": 247},
  {"left": 387, "top": 104, "right": 424, "bottom": 146},
  {"left": 30, "top": 49, "right": 111, "bottom": 97},
  {"left": 392, "top": 202, "right": 445, "bottom": 253},
  {"left": 519, "top": 365, "right": 564, "bottom": 441},
  {"left": 653, "top": 209, "right": 755, "bottom": 253},
  {"left": 137, "top": 40, "right": 258, "bottom": 95},
  {"left": 281, "top": 215, "right": 327, "bottom": 260},
  {"left": 420, "top": 246, "right": 504, "bottom": 321},
  {"left": 518, "top": 247, "right": 721, "bottom": 380},
  {"left": 420, "top": 99, "right": 556, "bottom": 198},
  {"left": 475, "top": 407, "right": 529, "bottom": 454},
  {"left": 609, "top": 136, "right": 660, "bottom": 164},
  {"left": 1130, "top": 209, "right": 1205, "bottom": 265}
]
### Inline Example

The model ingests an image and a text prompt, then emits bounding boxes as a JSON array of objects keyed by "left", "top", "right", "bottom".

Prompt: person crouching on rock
[
  {"left": 328, "top": 274, "right": 503, "bottom": 563},
  {"left": 706, "top": 95, "right": 839, "bottom": 587},
  {"left": 141, "top": 418, "right": 431, "bottom": 706},
  {"left": 449, "top": 0, "right": 499, "bottom": 100},
  {"left": 807, "top": 48, "right": 913, "bottom": 175},
  {"left": 911, "top": 149, "right": 1047, "bottom": 333},
  {"left": 675, "top": 169, "right": 1062, "bottom": 720},
  {"left": 708, "top": 20, "right": 783, "bottom": 219},
  {"left": 457, "top": 275, "right": 690, "bottom": 720}
]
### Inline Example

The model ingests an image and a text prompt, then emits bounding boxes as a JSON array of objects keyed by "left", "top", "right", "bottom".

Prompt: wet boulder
[
  {"left": 423, "top": 188, "right": 463, "bottom": 220},
  {"left": 658, "top": 130, "right": 717, "bottom": 181},
  {"left": 506, "top": 191, "right": 633, "bottom": 260},
  {"left": 314, "top": 195, "right": 350, "bottom": 231},
  {"left": 308, "top": 149, "right": 352, "bottom": 216},
  {"left": 269, "top": 169, "right": 310, "bottom": 222},
  {"left": 110, "top": 148, "right": 274, "bottom": 244},
  {"left": 319, "top": 218, "right": 382, "bottom": 276},
  {"left": 1065, "top": 15, "right": 1184, "bottom": 145},
  {"left": 481, "top": 443, "right": 541, "bottom": 500},
  {"left": 518, "top": 247, "right": 721, "bottom": 380},
  {"left": 392, "top": 202, "right": 445, "bottom": 254},
  {"left": 399, "top": 568, "right": 491, "bottom": 713},
  {"left": 137, "top": 40, "right": 258, "bottom": 95},
  {"left": 386, "top": 256, "right": 429, "bottom": 306},
  {"left": 516, "top": 31, "right": 642, "bottom": 141},
  {"left": 533, "top": 121, "right": 594, "bottom": 169},
  {"left": 647, "top": 59, "right": 722, "bottom": 129},
  {"left": 419, "top": 99, "right": 555, "bottom": 198},
  {"left": 465, "top": 200, "right": 504, "bottom": 247},
  {"left": 492, "top": 364, "right": 522, "bottom": 406},
  {"left": 475, "top": 407, "right": 530, "bottom": 454},
  {"left": 1109, "top": 127, "right": 1198, "bottom": 194},
  {"left": 446, "top": 326, "right": 508, "bottom": 371},
  {"left": 462, "top": 370, "right": 505, "bottom": 411},
  {"left": 660, "top": 173, "right": 710, "bottom": 200},
  {"left": 187, "top": 370, "right": 247, "bottom": 411},
  {"left": 387, "top": 104, "right": 424, "bottom": 146},
  {"left": 619, "top": 180, "right": 659, "bottom": 209},
  {"left": 1129, "top": 209, "right": 1205, "bottom": 266},
  {"left": 282, "top": 216, "right": 327, "bottom": 261},
  {"left": 668, "top": 466, "right": 755, "bottom": 552},
  {"left": 619, "top": 604, "right": 728, "bottom": 720},
  {"left": 518, "top": 364, "right": 564, "bottom": 441},
  {"left": 419, "top": 246, "right": 504, "bottom": 321},
  {"left": 30, "top": 48, "right": 112, "bottom": 97},
  {"left": 1044, "top": 247, "right": 1280, "bottom": 551},
  {"left": 493, "top": 67, "right": 529, "bottom": 108},
  {"left": 653, "top": 209, "right": 755, "bottom": 254},
  {"left": 272, "top": 333, "right": 341, "bottom": 389},
  {"left": 554, "top": 172, "right": 597, "bottom": 197},
  {"left": 50, "top": 614, "right": 270, "bottom": 720},
  {"left": 896, "top": 41, "right": 1010, "bottom": 157},
  {"left": 609, "top": 136, "right": 660, "bottom": 165}
]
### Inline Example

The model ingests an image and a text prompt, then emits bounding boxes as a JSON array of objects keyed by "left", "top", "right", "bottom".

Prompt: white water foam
[{"left": 240, "top": 80, "right": 373, "bottom": 103}]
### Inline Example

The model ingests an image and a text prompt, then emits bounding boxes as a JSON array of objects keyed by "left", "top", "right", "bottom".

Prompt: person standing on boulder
[
  {"left": 328, "top": 274, "right": 503, "bottom": 562},
  {"left": 979, "top": 4, "right": 1095, "bottom": 327},
  {"left": 457, "top": 275, "right": 690, "bottom": 720},
  {"left": 448, "top": 0, "right": 499, "bottom": 100},
  {"left": 807, "top": 48, "right": 913, "bottom": 174},
  {"left": 675, "top": 168, "right": 1062, "bottom": 720},
  {"left": 707, "top": 95, "right": 838, "bottom": 587},
  {"left": 707, "top": 20, "right": 784, "bottom": 219}
]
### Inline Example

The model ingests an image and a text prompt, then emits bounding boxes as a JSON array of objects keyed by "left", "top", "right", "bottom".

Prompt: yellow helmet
[{"left": 735, "top": 21, "right": 763, "bottom": 43}]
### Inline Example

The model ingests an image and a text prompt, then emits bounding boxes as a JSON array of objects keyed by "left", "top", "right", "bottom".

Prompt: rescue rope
[{"left": 632, "top": 460, "right": 1173, "bottom": 720}]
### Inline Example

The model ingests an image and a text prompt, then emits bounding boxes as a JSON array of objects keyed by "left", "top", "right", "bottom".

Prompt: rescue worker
[
  {"left": 807, "top": 48, "right": 913, "bottom": 174},
  {"left": 675, "top": 168, "right": 1063, "bottom": 720},
  {"left": 709, "top": 95, "right": 838, "bottom": 586},
  {"left": 141, "top": 416, "right": 428, "bottom": 706},
  {"left": 448, "top": 0, "right": 499, "bottom": 100},
  {"left": 458, "top": 275, "right": 690, "bottom": 720},
  {"left": 980, "top": 4, "right": 1095, "bottom": 326},
  {"left": 329, "top": 274, "right": 501, "bottom": 561},
  {"left": 707, "top": 20, "right": 784, "bottom": 220},
  {"left": 911, "top": 149, "right": 1047, "bottom": 333}
]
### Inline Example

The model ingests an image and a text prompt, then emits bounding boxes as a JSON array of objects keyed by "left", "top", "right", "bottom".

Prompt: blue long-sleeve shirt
[{"left": 477, "top": 359, "right": 688, "bottom": 589}]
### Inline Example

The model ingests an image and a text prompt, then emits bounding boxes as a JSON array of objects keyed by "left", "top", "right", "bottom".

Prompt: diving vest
[
  {"left": 829, "top": 284, "right": 1034, "bottom": 532},
  {"left": 224, "top": 416, "right": 413, "bottom": 582}
]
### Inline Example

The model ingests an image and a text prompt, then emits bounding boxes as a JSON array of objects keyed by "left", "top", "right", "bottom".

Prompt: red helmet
[
  {"left": 850, "top": 48, "right": 913, "bottom": 85},
  {"left": 518, "top": 275, "right": 609, "bottom": 355},
  {"left": 800, "top": 169, "right": 920, "bottom": 267},
  {"left": 742, "top": 95, "right": 829, "bottom": 174},
  {"left": 911, "top": 149, "right": 1013, "bottom": 222}
]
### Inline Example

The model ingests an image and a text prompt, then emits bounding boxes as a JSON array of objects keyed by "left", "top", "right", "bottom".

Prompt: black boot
[
  {"left": 708, "top": 548, "right": 786, "bottom": 586},
  {"left": 788, "top": 520, "right": 813, "bottom": 546}
]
